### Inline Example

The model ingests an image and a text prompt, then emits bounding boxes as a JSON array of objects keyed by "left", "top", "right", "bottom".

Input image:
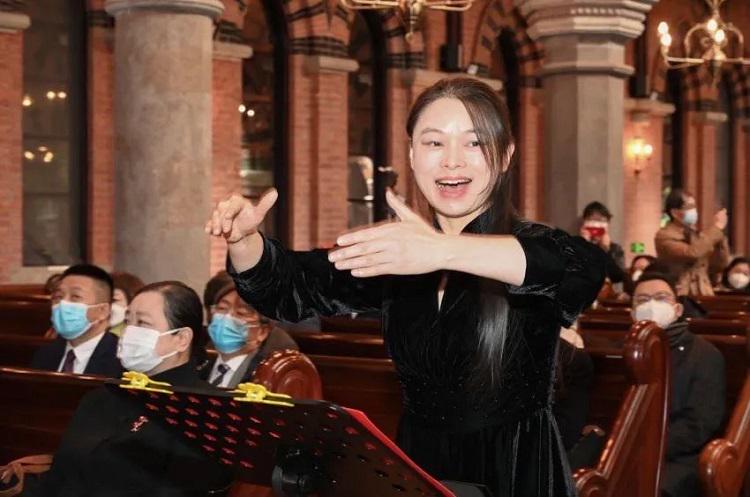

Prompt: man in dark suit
[
  {"left": 631, "top": 270, "right": 726, "bottom": 497},
  {"left": 203, "top": 281, "right": 297, "bottom": 388},
  {"left": 31, "top": 264, "right": 122, "bottom": 377}
]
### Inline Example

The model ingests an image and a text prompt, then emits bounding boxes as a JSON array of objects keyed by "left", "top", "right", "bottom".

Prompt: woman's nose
[{"left": 442, "top": 140, "right": 465, "bottom": 169}]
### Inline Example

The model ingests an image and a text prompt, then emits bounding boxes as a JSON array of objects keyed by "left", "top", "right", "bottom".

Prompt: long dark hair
[
  {"left": 406, "top": 77, "right": 517, "bottom": 385},
  {"left": 134, "top": 281, "right": 208, "bottom": 366}
]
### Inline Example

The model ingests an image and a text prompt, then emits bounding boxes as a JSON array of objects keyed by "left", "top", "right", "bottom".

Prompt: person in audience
[
  {"left": 109, "top": 271, "right": 145, "bottom": 336},
  {"left": 655, "top": 188, "right": 729, "bottom": 296},
  {"left": 30, "top": 264, "right": 121, "bottom": 377},
  {"left": 622, "top": 254, "right": 656, "bottom": 297},
  {"left": 720, "top": 256, "right": 750, "bottom": 293},
  {"left": 579, "top": 201, "right": 626, "bottom": 284},
  {"left": 204, "top": 280, "right": 298, "bottom": 388},
  {"left": 631, "top": 270, "right": 725, "bottom": 497},
  {"left": 23, "top": 281, "right": 231, "bottom": 497},
  {"left": 207, "top": 77, "right": 606, "bottom": 497},
  {"left": 202, "top": 269, "right": 233, "bottom": 323},
  {"left": 43, "top": 273, "right": 62, "bottom": 295}
]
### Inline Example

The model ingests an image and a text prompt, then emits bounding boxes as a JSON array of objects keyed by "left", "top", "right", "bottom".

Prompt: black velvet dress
[{"left": 229, "top": 213, "right": 606, "bottom": 497}]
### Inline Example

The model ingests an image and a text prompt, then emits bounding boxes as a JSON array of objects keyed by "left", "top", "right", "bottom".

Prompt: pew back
[{"left": 574, "top": 322, "right": 670, "bottom": 497}]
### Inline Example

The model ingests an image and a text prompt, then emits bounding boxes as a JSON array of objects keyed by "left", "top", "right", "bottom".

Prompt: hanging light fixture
[
  {"left": 658, "top": 0, "right": 750, "bottom": 84},
  {"left": 339, "top": 0, "right": 474, "bottom": 41}
]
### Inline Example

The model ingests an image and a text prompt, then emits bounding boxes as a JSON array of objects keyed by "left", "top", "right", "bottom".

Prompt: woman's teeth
[{"left": 436, "top": 179, "right": 471, "bottom": 189}]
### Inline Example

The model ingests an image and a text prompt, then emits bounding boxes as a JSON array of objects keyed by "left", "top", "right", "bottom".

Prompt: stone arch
[{"left": 466, "top": 0, "right": 542, "bottom": 82}]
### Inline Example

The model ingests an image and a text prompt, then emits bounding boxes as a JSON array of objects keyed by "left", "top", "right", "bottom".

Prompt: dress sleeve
[
  {"left": 508, "top": 223, "right": 606, "bottom": 327},
  {"left": 227, "top": 234, "right": 384, "bottom": 323}
]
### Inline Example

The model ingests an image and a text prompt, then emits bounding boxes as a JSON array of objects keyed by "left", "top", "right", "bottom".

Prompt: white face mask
[
  {"left": 682, "top": 208, "right": 698, "bottom": 226},
  {"left": 109, "top": 303, "right": 127, "bottom": 327},
  {"left": 633, "top": 300, "right": 678, "bottom": 329},
  {"left": 728, "top": 273, "right": 750, "bottom": 290},
  {"left": 631, "top": 270, "right": 643, "bottom": 283},
  {"left": 117, "top": 325, "right": 181, "bottom": 373}
]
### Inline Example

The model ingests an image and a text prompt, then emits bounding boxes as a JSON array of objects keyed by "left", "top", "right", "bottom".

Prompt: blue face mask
[
  {"left": 51, "top": 300, "right": 94, "bottom": 340},
  {"left": 208, "top": 313, "right": 249, "bottom": 354}
]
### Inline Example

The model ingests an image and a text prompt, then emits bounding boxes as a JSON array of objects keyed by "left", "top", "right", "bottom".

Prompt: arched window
[
  {"left": 489, "top": 28, "right": 521, "bottom": 206},
  {"left": 348, "top": 12, "right": 387, "bottom": 225},
  {"left": 22, "top": 0, "right": 87, "bottom": 265},
  {"left": 241, "top": 0, "right": 289, "bottom": 242}
]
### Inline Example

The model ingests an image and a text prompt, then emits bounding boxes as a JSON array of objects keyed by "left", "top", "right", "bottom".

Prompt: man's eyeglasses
[{"left": 633, "top": 292, "right": 676, "bottom": 306}]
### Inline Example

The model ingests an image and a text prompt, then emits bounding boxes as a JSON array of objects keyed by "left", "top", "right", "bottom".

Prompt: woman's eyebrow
[{"left": 419, "top": 127, "right": 445, "bottom": 135}]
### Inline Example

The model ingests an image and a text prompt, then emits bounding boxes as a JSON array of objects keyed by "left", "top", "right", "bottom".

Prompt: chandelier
[
  {"left": 657, "top": 0, "right": 750, "bottom": 84},
  {"left": 339, "top": 0, "right": 473, "bottom": 41}
]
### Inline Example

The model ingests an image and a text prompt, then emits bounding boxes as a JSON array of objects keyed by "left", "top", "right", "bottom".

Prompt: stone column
[
  {"left": 515, "top": 0, "right": 656, "bottom": 239},
  {"left": 0, "top": 6, "right": 30, "bottom": 283},
  {"left": 105, "top": 0, "right": 223, "bottom": 293}
]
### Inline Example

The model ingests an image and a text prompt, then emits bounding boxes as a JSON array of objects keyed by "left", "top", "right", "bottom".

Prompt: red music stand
[{"left": 105, "top": 373, "right": 466, "bottom": 497}]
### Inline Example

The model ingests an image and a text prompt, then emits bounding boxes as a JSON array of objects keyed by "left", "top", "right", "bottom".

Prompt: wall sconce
[{"left": 628, "top": 137, "right": 654, "bottom": 175}]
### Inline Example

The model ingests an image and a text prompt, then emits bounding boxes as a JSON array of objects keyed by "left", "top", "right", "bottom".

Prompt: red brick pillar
[
  {"left": 623, "top": 98, "right": 675, "bottom": 263},
  {"left": 517, "top": 87, "right": 544, "bottom": 220},
  {"left": 287, "top": 55, "right": 358, "bottom": 250},
  {"left": 683, "top": 110, "right": 724, "bottom": 232},
  {"left": 86, "top": 6, "right": 115, "bottom": 268},
  {"left": 0, "top": 9, "right": 30, "bottom": 283},
  {"left": 210, "top": 40, "right": 252, "bottom": 276},
  {"left": 735, "top": 118, "right": 750, "bottom": 254}
]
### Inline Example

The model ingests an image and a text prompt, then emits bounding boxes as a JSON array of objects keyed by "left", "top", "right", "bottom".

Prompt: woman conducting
[{"left": 206, "top": 78, "right": 606, "bottom": 497}]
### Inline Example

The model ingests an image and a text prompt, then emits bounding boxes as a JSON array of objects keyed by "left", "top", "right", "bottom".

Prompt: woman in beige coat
[{"left": 655, "top": 188, "right": 729, "bottom": 296}]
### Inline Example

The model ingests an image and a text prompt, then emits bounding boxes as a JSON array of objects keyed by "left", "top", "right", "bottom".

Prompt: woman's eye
[
  {"left": 468, "top": 140, "right": 481, "bottom": 147},
  {"left": 423, "top": 140, "right": 442, "bottom": 147}
]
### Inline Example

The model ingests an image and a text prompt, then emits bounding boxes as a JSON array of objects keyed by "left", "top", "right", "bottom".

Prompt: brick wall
[
  {"left": 210, "top": 56, "right": 243, "bottom": 275},
  {"left": 0, "top": 32, "right": 23, "bottom": 282},
  {"left": 87, "top": 25, "right": 115, "bottom": 269}
]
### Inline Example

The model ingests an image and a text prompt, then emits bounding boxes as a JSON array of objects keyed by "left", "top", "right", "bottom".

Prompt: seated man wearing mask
[
  {"left": 720, "top": 256, "right": 750, "bottom": 293},
  {"left": 23, "top": 281, "right": 231, "bottom": 497},
  {"left": 31, "top": 264, "right": 121, "bottom": 377},
  {"left": 631, "top": 269, "right": 726, "bottom": 497},
  {"left": 205, "top": 280, "right": 298, "bottom": 388},
  {"left": 655, "top": 188, "right": 729, "bottom": 296}
]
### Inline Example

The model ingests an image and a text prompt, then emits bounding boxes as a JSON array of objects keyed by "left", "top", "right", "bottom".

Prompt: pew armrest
[
  {"left": 252, "top": 350, "right": 323, "bottom": 400},
  {"left": 700, "top": 374, "right": 750, "bottom": 497}
]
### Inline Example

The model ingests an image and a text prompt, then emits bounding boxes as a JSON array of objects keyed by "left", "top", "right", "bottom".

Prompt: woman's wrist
[{"left": 437, "top": 233, "right": 460, "bottom": 272}]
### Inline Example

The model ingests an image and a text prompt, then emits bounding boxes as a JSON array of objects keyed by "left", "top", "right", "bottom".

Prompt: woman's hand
[
  {"left": 329, "top": 190, "right": 448, "bottom": 277},
  {"left": 205, "top": 189, "right": 278, "bottom": 244}
]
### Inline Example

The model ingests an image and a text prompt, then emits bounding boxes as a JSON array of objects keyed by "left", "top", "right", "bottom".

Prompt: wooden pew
[
  {"left": 0, "top": 300, "right": 51, "bottom": 336},
  {"left": 0, "top": 284, "right": 47, "bottom": 302},
  {"left": 700, "top": 337, "right": 750, "bottom": 497},
  {"left": 0, "top": 367, "right": 105, "bottom": 461},
  {"left": 0, "top": 334, "right": 49, "bottom": 367},
  {"left": 574, "top": 322, "right": 670, "bottom": 497}
]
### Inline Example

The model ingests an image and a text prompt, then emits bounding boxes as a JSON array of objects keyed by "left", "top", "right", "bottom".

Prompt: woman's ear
[
  {"left": 175, "top": 327, "right": 193, "bottom": 353},
  {"left": 409, "top": 145, "right": 414, "bottom": 171},
  {"left": 502, "top": 143, "right": 516, "bottom": 173}
]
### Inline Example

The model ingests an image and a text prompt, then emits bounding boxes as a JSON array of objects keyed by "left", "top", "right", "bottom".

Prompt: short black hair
[
  {"left": 61, "top": 264, "right": 114, "bottom": 302},
  {"left": 722, "top": 257, "right": 750, "bottom": 289},
  {"left": 633, "top": 264, "right": 679, "bottom": 297},
  {"left": 664, "top": 187, "right": 692, "bottom": 220},
  {"left": 203, "top": 271, "right": 233, "bottom": 310},
  {"left": 582, "top": 201, "right": 612, "bottom": 220},
  {"left": 135, "top": 281, "right": 207, "bottom": 366}
]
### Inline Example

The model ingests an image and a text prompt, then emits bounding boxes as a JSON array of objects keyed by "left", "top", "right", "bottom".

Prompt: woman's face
[
  {"left": 127, "top": 291, "right": 185, "bottom": 356},
  {"left": 729, "top": 263, "right": 750, "bottom": 278},
  {"left": 410, "top": 97, "right": 494, "bottom": 227},
  {"left": 113, "top": 288, "right": 128, "bottom": 307}
]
